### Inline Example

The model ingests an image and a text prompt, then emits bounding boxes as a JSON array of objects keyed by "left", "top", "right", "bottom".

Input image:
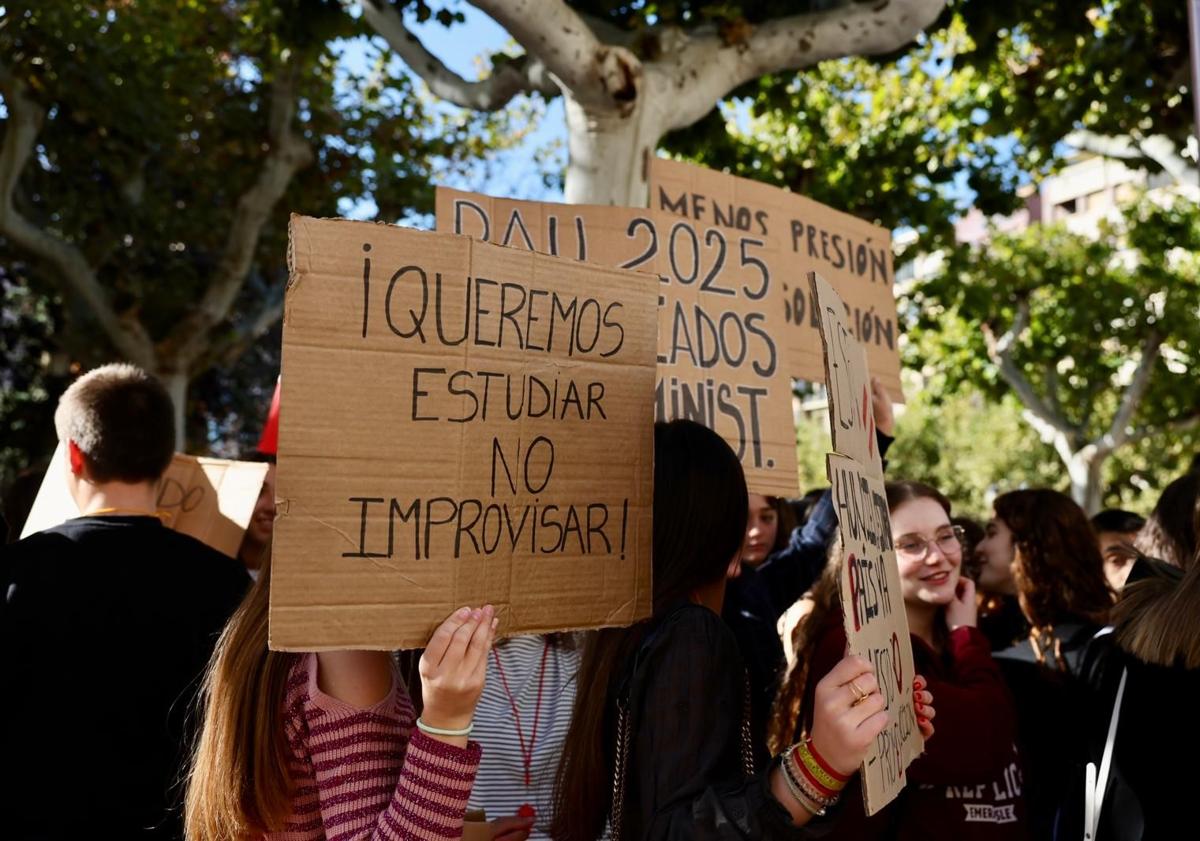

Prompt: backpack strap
[{"left": 1084, "top": 663, "right": 1127, "bottom": 841}]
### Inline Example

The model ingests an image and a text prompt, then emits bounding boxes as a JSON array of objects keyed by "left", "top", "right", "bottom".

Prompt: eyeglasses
[{"left": 894, "top": 525, "right": 965, "bottom": 561}]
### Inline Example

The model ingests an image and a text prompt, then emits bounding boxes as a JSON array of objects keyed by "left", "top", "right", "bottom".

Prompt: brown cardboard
[
  {"left": 648, "top": 157, "right": 902, "bottom": 399},
  {"left": 812, "top": 273, "right": 922, "bottom": 815},
  {"left": 436, "top": 187, "right": 799, "bottom": 497},
  {"left": 20, "top": 442, "right": 268, "bottom": 559},
  {"left": 827, "top": 453, "right": 922, "bottom": 814},
  {"left": 810, "top": 273, "right": 885, "bottom": 478},
  {"left": 271, "top": 216, "right": 657, "bottom": 651}
]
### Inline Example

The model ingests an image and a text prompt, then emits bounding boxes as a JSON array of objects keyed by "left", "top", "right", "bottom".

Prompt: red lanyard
[{"left": 491, "top": 639, "right": 552, "bottom": 787}]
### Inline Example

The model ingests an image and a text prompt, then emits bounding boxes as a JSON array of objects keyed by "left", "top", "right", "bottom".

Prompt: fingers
[
  {"left": 858, "top": 706, "right": 891, "bottom": 741},
  {"left": 463, "top": 605, "right": 496, "bottom": 674},
  {"left": 444, "top": 608, "right": 484, "bottom": 668},
  {"left": 956, "top": 577, "right": 976, "bottom": 602},
  {"left": 491, "top": 817, "right": 536, "bottom": 834},
  {"left": 845, "top": 670, "right": 880, "bottom": 707},
  {"left": 495, "top": 829, "right": 532, "bottom": 841},
  {"left": 912, "top": 676, "right": 935, "bottom": 738},
  {"left": 423, "top": 607, "right": 472, "bottom": 668},
  {"left": 824, "top": 654, "right": 875, "bottom": 688},
  {"left": 917, "top": 698, "right": 936, "bottom": 739},
  {"left": 847, "top": 690, "right": 887, "bottom": 729},
  {"left": 492, "top": 815, "right": 535, "bottom": 841}
]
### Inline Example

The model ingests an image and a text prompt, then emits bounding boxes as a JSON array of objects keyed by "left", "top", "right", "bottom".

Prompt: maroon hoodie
[{"left": 802, "top": 614, "right": 1029, "bottom": 841}]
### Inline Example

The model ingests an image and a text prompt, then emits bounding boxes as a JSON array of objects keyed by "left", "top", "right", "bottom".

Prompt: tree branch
[
  {"left": 1132, "top": 133, "right": 1198, "bottom": 184},
  {"left": 355, "top": 0, "right": 558, "bottom": 110},
  {"left": 1126, "top": 409, "right": 1200, "bottom": 447},
  {"left": 1045, "top": 362, "right": 1064, "bottom": 421},
  {"left": 982, "top": 298, "right": 1077, "bottom": 438},
  {"left": 195, "top": 281, "right": 285, "bottom": 373},
  {"left": 156, "top": 62, "right": 314, "bottom": 370},
  {"left": 1066, "top": 129, "right": 1198, "bottom": 184},
  {"left": 741, "top": 0, "right": 947, "bottom": 80},
  {"left": 1096, "top": 329, "right": 1162, "bottom": 454},
  {"left": 469, "top": 0, "right": 643, "bottom": 112},
  {"left": 1064, "top": 129, "right": 1144, "bottom": 161},
  {"left": 660, "top": 0, "right": 947, "bottom": 132},
  {"left": 0, "top": 61, "right": 155, "bottom": 367}
]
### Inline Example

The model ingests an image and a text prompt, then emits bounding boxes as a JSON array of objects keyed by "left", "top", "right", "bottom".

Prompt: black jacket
[
  {"left": 1062, "top": 559, "right": 1196, "bottom": 841},
  {"left": 994, "top": 621, "right": 1101, "bottom": 840},
  {"left": 614, "top": 604, "right": 834, "bottom": 841}
]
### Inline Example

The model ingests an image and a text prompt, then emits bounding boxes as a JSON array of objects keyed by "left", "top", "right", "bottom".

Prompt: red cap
[{"left": 257, "top": 377, "right": 281, "bottom": 455}]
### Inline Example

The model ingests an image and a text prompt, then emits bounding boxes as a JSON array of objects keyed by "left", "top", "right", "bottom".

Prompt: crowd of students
[{"left": 2, "top": 363, "right": 1196, "bottom": 841}]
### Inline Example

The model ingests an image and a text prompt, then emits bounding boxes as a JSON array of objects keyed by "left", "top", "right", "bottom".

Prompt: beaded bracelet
[
  {"left": 784, "top": 748, "right": 839, "bottom": 809},
  {"left": 415, "top": 717, "right": 473, "bottom": 737},
  {"left": 779, "top": 754, "right": 828, "bottom": 817}
]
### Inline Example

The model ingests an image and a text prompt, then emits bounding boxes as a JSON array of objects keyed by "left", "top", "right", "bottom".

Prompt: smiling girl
[{"left": 773, "top": 481, "right": 1027, "bottom": 841}]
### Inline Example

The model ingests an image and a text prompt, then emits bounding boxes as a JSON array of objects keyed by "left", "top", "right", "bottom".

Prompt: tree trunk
[
  {"left": 158, "top": 369, "right": 189, "bottom": 453},
  {"left": 1066, "top": 447, "right": 1106, "bottom": 515},
  {"left": 562, "top": 93, "right": 666, "bottom": 207}
]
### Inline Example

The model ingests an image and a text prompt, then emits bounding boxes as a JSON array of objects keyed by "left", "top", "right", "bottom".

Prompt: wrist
[
  {"left": 777, "top": 740, "right": 847, "bottom": 819},
  {"left": 419, "top": 706, "right": 473, "bottom": 732}
]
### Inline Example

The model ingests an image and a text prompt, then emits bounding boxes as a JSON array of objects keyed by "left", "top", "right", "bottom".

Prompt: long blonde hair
[{"left": 184, "top": 558, "right": 300, "bottom": 839}]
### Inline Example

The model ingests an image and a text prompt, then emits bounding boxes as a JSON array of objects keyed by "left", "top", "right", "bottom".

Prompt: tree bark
[
  {"left": 1063, "top": 447, "right": 1105, "bottom": 515},
  {"left": 158, "top": 369, "right": 190, "bottom": 451},
  {"left": 563, "top": 92, "right": 664, "bottom": 206}
]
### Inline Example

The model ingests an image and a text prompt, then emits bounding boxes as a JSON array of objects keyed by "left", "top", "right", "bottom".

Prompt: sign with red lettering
[{"left": 814, "top": 272, "right": 921, "bottom": 815}]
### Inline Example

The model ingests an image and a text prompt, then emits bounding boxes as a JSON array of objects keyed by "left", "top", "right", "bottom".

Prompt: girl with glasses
[{"left": 772, "top": 481, "right": 1027, "bottom": 841}]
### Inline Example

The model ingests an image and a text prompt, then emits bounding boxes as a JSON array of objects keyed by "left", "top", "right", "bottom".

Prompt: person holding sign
[
  {"left": 185, "top": 555, "right": 498, "bottom": 840},
  {"left": 0, "top": 364, "right": 250, "bottom": 840},
  {"left": 727, "top": 380, "right": 896, "bottom": 754},
  {"left": 552, "top": 420, "right": 936, "bottom": 841},
  {"left": 774, "top": 481, "right": 1027, "bottom": 841}
]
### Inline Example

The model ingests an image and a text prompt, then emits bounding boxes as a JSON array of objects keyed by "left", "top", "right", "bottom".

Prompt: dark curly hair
[{"left": 993, "top": 490, "right": 1112, "bottom": 663}]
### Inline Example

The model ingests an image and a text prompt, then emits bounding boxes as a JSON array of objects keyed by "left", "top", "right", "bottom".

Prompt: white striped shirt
[{"left": 468, "top": 634, "right": 581, "bottom": 839}]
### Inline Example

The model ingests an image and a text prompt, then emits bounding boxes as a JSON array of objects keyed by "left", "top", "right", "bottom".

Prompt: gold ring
[{"left": 849, "top": 679, "right": 868, "bottom": 704}]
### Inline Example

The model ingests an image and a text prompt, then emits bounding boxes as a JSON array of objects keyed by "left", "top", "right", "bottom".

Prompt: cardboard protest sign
[
  {"left": 812, "top": 271, "right": 921, "bottom": 815},
  {"left": 270, "top": 216, "right": 657, "bottom": 651},
  {"left": 810, "top": 273, "right": 885, "bottom": 478},
  {"left": 436, "top": 187, "right": 799, "bottom": 497},
  {"left": 21, "top": 443, "right": 269, "bottom": 559},
  {"left": 648, "top": 157, "right": 902, "bottom": 400}
]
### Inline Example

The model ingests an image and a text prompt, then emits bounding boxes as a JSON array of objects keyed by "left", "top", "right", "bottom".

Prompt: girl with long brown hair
[
  {"left": 980, "top": 489, "right": 1113, "bottom": 839},
  {"left": 551, "top": 420, "right": 935, "bottom": 841},
  {"left": 982, "top": 489, "right": 1113, "bottom": 669},
  {"left": 773, "top": 481, "right": 1026, "bottom": 841},
  {"left": 184, "top": 556, "right": 497, "bottom": 840}
]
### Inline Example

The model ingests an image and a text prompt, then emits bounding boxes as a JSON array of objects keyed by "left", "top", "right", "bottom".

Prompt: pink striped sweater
[{"left": 268, "top": 652, "right": 482, "bottom": 841}]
